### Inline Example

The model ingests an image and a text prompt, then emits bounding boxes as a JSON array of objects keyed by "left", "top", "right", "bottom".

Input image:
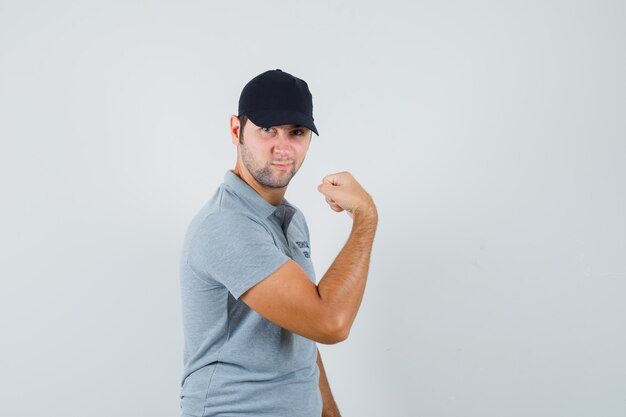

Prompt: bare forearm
[
  {"left": 317, "top": 349, "right": 341, "bottom": 417},
  {"left": 317, "top": 207, "right": 377, "bottom": 336}
]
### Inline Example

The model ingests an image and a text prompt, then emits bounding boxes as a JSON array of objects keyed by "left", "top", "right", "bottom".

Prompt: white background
[{"left": 1, "top": 1, "right": 625, "bottom": 416}]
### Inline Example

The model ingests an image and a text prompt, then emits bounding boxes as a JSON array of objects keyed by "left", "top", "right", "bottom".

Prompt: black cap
[{"left": 238, "top": 69, "right": 318, "bottom": 135}]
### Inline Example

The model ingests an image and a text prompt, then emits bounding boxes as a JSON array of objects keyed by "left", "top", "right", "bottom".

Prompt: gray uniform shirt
[{"left": 179, "top": 170, "right": 321, "bottom": 417}]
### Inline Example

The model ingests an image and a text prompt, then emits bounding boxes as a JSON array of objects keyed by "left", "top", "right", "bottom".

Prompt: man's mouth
[{"left": 271, "top": 161, "right": 294, "bottom": 170}]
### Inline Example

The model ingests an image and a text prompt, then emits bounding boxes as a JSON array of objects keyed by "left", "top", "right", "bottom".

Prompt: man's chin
[{"left": 254, "top": 172, "right": 296, "bottom": 189}]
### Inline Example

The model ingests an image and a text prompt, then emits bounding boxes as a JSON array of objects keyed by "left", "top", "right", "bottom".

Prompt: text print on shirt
[{"left": 295, "top": 241, "right": 310, "bottom": 258}]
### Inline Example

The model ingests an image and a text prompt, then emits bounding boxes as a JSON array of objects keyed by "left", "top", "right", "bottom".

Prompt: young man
[{"left": 179, "top": 69, "right": 378, "bottom": 417}]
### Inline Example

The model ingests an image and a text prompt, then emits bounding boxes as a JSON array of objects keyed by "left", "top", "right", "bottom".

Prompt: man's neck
[{"left": 232, "top": 165, "right": 286, "bottom": 207}]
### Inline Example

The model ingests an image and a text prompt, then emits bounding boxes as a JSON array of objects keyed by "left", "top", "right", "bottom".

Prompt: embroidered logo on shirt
[{"left": 295, "top": 241, "right": 310, "bottom": 258}]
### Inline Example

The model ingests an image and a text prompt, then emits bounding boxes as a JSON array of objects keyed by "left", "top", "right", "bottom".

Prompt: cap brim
[{"left": 244, "top": 109, "right": 319, "bottom": 136}]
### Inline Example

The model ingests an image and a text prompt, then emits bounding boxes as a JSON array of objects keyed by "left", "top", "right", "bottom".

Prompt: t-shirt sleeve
[{"left": 188, "top": 211, "right": 290, "bottom": 299}]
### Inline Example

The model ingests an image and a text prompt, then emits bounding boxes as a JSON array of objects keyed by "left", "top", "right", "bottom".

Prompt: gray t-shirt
[{"left": 179, "top": 170, "right": 321, "bottom": 417}]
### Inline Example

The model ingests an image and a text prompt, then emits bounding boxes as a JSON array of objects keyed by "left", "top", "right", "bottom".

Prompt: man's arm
[
  {"left": 317, "top": 349, "right": 341, "bottom": 417},
  {"left": 240, "top": 171, "right": 377, "bottom": 344}
]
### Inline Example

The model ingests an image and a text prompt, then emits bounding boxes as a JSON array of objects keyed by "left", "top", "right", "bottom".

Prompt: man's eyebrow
[
  {"left": 272, "top": 124, "right": 309, "bottom": 130},
  {"left": 271, "top": 125, "right": 311, "bottom": 130}
]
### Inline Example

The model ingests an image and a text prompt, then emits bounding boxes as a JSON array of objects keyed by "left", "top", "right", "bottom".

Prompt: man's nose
[{"left": 274, "top": 131, "right": 291, "bottom": 152}]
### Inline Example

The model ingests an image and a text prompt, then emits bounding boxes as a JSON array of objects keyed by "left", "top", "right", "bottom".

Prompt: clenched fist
[{"left": 317, "top": 172, "right": 377, "bottom": 220}]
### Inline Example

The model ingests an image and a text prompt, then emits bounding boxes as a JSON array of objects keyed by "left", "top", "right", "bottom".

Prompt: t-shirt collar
[{"left": 223, "top": 170, "right": 294, "bottom": 221}]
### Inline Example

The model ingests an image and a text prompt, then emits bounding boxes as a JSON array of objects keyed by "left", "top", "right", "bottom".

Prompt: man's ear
[{"left": 230, "top": 115, "right": 241, "bottom": 145}]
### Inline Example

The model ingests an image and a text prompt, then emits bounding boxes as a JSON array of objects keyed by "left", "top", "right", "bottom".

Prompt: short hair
[{"left": 238, "top": 114, "right": 248, "bottom": 144}]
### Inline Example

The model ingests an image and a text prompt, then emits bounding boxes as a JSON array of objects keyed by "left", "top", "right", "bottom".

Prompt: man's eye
[
  {"left": 292, "top": 129, "right": 304, "bottom": 136},
  {"left": 261, "top": 127, "right": 274, "bottom": 133}
]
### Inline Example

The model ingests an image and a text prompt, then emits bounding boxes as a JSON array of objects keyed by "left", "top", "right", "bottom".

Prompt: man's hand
[{"left": 317, "top": 172, "right": 376, "bottom": 219}]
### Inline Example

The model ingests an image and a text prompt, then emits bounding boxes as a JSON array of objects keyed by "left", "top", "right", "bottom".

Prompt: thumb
[
  {"left": 321, "top": 173, "right": 341, "bottom": 186},
  {"left": 317, "top": 182, "right": 340, "bottom": 199}
]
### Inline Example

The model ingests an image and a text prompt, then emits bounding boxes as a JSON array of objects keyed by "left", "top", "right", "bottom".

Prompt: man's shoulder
[
  {"left": 196, "top": 209, "right": 268, "bottom": 235},
  {"left": 197, "top": 180, "right": 266, "bottom": 221}
]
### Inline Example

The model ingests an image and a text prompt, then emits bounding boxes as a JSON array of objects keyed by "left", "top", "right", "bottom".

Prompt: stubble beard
[{"left": 240, "top": 143, "right": 299, "bottom": 189}]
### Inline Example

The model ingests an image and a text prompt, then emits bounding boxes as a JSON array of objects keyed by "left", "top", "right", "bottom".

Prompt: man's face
[{"left": 238, "top": 118, "right": 312, "bottom": 189}]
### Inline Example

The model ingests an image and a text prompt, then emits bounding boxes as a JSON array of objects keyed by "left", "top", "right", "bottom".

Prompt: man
[{"left": 179, "top": 69, "right": 378, "bottom": 417}]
